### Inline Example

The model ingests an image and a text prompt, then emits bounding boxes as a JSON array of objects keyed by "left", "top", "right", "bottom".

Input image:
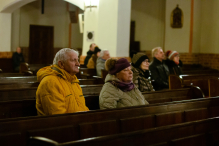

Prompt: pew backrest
[{"left": 0, "top": 97, "right": 219, "bottom": 146}]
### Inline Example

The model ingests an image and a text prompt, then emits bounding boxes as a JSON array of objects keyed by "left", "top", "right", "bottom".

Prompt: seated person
[
  {"left": 12, "top": 47, "right": 25, "bottom": 72},
  {"left": 36, "top": 48, "right": 89, "bottom": 116},
  {"left": 99, "top": 58, "right": 149, "bottom": 109},
  {"left": 87, "top": 47, "right": 101, "bottom": 68},
  {"left": 165, "top": 50, "right": 183, "bottom": 75},
  {"left": 149, "top": 47, "right": 169, "bottom": 90},
  {"left": 131, "top": 53, "right": 154, "bottom": 92},
  {"left": 96, "top": 50, "right": 110, "bottom": 77},
  {"left": 84, "top": 43, "right": 96, "bottom": 67}
]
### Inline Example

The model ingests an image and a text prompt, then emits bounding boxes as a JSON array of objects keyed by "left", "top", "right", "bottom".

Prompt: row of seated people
[
  {"left": 85, "top": 44, "right": 182, "bottom": 91},
  {"left": 36, "top": 47, "right": 183, "bottom": 116}
]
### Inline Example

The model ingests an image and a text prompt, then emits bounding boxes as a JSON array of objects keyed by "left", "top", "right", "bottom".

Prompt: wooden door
[{"left": 29, "top": 25, "right": 54, "bottom": 64}]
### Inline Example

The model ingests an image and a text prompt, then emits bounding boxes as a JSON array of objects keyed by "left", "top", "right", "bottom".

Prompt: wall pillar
[
  {"left": 82, "top": 0, "right": 131, "bottom": 57},
  {"left": 0, "top": 13, "right": 12, "bottom": 51}
]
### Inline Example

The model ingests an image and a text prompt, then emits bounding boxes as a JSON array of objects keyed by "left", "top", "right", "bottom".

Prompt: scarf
[{"left": 110, "top": 80, "right": 135, "bottom": 92}]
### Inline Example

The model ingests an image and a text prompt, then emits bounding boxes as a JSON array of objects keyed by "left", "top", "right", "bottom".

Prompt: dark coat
[
  {"left": 165, "top": 59, "right": 183, "bottom": 75},
  {"left": 131, "top": 65, "right": 154, "bottom": 92},
  {"left": 12, "top": 52, "right": 25, "bottom": 72},
  {"left": 84, "top": 50, "right": 94, "bottom": 67},
  {"left": 149, "top": 57, "right": 169, "bottom": 90}
]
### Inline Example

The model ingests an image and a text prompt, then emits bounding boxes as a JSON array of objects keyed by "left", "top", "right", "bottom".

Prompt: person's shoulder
[
  {"left": 40, "top": 75, "right": 60, "bottom": 87},
  {"left": 164, "top": 59, "right": 176, "bottom": 67}
]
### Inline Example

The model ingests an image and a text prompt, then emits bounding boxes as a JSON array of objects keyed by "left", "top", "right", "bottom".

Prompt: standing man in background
[
  {"left": 84, "top": 43, "right": 97, "bottom": 67},
  {"left": 12, "top": 47, "right": 25, "bottom": 72}
]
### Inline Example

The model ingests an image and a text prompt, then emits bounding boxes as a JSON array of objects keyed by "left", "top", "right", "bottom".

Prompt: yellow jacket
[
  {"left": 36, "top": 65, "right": 89, "bottom": 116},
  {"left": 86, "top": 57, "right": 95, "bottom": 68}
]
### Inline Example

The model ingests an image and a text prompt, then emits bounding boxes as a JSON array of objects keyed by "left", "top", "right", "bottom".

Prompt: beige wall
[
  {"left": 165, "top": 0, "right": 191, "bottom": 53},
  {"left": 200, "top": 0, "right": 219, "bottom": 54},
  {"left": 131, "top": 0, "right": 165, "bottom": 51},
  {"left": 192, "top": 0, "right": 201, "bottom": 53},
  {"left": 11, "top": 0, "right": 83, "bottom": 51}
]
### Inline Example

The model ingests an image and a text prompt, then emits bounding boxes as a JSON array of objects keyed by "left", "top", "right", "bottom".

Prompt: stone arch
[{"left": 1, "top": 0, "right": 84, "bottom": 13}]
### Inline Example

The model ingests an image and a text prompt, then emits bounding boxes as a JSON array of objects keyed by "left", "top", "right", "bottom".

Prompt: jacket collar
[
  {"left": 153, "top": 57, "right": 164, "bottom": 64},
  {"left": 51, "top": 65, "right": 79, "bottom": 83}
]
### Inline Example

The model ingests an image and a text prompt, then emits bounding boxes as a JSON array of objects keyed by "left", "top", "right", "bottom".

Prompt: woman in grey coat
[{"left": 99, "top": 58, "right": 149, "bottom": 109}]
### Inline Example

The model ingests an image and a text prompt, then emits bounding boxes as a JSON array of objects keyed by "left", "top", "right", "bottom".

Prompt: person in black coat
[
  {"left": 149, "top": 47, "right": 169, "bottom": 91},
  {"left": 165, "top": 50, "right": 183, "bottom": 75},
  {"left": 12, "top": 47, "right": 25, "bottom": 72},
  {"left": 84, "top": 43, "right": 96, "bottom": 67}
]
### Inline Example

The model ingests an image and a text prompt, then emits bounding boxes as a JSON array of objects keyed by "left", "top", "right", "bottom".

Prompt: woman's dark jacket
[
  {"left": 165, "top": 59, "right": 183, "bottom": 75},
  {"left": 84, "top": 50, "right": 94, "bottom": 67},
  {"left": 149, "top": 57, "right": 169, "bottom": 90}
]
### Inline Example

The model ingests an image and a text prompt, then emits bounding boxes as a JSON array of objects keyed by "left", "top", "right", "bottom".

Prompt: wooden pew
[
  {"left": 28, "top": 117, "right": 219, "bottom": 146},
  {"left": 208, "top": 77, "right": 219, "bottom": 97},
  {"left": 0, "top": 87, "right": 204, "bottom": 118},
  {"left": 0, "top": 85, "right": 203, "bottom": 102},
  {"left": 0, "top": 72, "right": 33, "bottom": 77},
  {"left": 0, "top": 97, "right": 218, "bottom": 146},
  {"left": 0, "top": 76, "right": 37, "bottom": 83},
  {"left": 183, "top": 69, "right": 219, "bottom": 74},
  {"left": 169, "top": 74, "right": 219, "bottom": 96},
  {"left": 0, "top": 78, "right": 104, "bottom": 89},
  {"left": 0, "top": 85, "right": 104, "bottom": 101}
]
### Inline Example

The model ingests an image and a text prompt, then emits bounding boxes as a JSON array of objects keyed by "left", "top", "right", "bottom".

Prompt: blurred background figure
[
  {"left": 165, "top": 50, "right": 183, "bottom": 75},
  {"left": 96, "top": 50, "right": 110, "bottom": 77},
  {"left": 12, "top": 47, "right": 25, "bottom": 72},
  {"left": 87, "top": 46, "right": 101, "bottom": 68},
  {"left": 84, "top": 43, "right": 97, "bottom": 67}
]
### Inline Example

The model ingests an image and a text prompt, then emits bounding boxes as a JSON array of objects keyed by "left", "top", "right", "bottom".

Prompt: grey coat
[
  {"left": 96, "top": 57, "right": 106, "bottom": 77},
  {"left": 99, "top": 74, "right": 149, "bottom": 109}
]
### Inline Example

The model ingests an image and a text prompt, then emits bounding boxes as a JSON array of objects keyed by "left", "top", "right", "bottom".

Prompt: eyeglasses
[{"left": 142, "top": 60, "right": 150, "bottom": 63}]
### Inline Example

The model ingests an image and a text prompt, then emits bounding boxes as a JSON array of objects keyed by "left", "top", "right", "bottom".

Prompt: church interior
[{"left": 0, "top": 0, "right": 219, "bottom": 145}]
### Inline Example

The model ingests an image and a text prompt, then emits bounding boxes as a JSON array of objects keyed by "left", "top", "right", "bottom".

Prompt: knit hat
[
  {"left": 132, "top": 53, "right": 149, "bottom": 68},
  {"left": 108, "top": 58, "right": 131, "bottom": 75},
  {"left": 94, "top": 47, "right": 101, "bottom": 54},
  {"left": 165, "top": 50, "right": 179, "bottom": 60}
]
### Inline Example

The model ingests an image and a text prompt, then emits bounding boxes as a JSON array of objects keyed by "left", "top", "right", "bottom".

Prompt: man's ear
[{"left": 58, "top": 61, "right": 65, "bottom": 69}]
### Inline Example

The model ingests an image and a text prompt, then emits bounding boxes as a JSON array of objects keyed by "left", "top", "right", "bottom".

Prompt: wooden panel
[
  {"left": 0, "top": 133, "right": 23, "bottom": 146},
  {"left": 29, "top": 25, "right": 54, "bottom": 64},
  {"left": 170, "top": 134, "right": 206, "bottom": 146},
  {"left": 169, "top": 75, "right": 182, "bottom": 89},
  {"left": 56, "top": 117, "right": 219, "bottom": 146},
  {"left": 156, "top": 111, "right": 184, "bottom": 127},
  {"left": 79, "top": 120, "right": 118, "bottom": 139},
  {"left": 0, "top": 58, "right": 13, "bottom": 73},
  {"left": 209, "top": 106, "right": 219, "bottom": 118},
  {"left": 147, "top": 98, "right": 172, "bottom": 104},
  {"left": 120, "top": 115, "right": 155, "bottom": 133},
  {"left": 84, "top": 95, "right": 99, "bottom": 110},
  {"left": 209, "top": 78, "right": 219, "bottom": 97},
  {"left": 184, "top": 108, "right": 208, "bottom": 122}
]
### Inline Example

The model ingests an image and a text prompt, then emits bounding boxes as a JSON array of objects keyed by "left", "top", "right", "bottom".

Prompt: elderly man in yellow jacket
[{"left": 36, "top": 48, "right": 89, "bottom": 115}]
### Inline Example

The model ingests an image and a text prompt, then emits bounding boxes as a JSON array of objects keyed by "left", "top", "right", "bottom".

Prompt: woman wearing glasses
[{"left": 131, "top": 53, "right": 154, "bottom": 92}]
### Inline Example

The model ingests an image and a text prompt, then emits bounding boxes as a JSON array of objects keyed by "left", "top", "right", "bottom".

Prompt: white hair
[
  {"left": 53, "top": 48, "right": 79, "bottom": 65},
  {"left": 152, "top": 47, "right": 162, "bottom": 57},
  {"left": 99, "top": 50, "right": 109, "bottom": 58}
]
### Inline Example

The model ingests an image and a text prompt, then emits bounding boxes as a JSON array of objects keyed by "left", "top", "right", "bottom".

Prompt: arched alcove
[{"left": 1, "top": 0, "right": 84, "bottom": 13}]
